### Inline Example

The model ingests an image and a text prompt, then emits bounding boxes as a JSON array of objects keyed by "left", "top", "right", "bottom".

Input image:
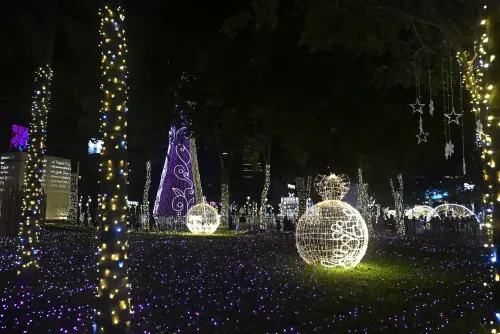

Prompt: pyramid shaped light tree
[{"left": 153, "top": 114, "right": 203, "bottom": 228}]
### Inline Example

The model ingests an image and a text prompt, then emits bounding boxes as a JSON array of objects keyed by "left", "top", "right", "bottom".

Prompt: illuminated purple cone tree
[{"left": 153, "top": 125, "right": 199, "bottom": 228}]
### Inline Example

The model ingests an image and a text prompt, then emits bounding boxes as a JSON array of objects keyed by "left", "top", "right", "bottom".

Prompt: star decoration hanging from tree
[
  {"left": 428, "top": 100, "right": 434, "bottom": 116},
  {"left": 409, "top": 98, "right": 425, "bottom": 114},
  {"left": 415, "top": 116, "right": 429, "bottom": 144},
  {"left": 445, "top": 107, "right": 462, "bottom": 125},
  {"left": 445, "top": 141, "right": 455, "bottom": 160},
  {"left": 416, "top": 131, "right": 429, "bottom": 144}
]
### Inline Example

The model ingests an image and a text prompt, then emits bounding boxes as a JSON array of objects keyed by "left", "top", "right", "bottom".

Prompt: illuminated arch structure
[
  {"left": 426, "top": 204, "right": 479, "bottom": 222},
  {"left": 405, "top": 205, "right": 433, "bottom": 220}
]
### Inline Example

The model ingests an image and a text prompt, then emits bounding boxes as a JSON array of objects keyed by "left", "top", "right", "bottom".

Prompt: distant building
[
  {"left": 279, "top": 194, "right": 299, "bottom": 218},
  {"left": 0, "top": 152, "right": 72, "bottom": 220},
  {"left": 242, "top": 146, "right": 262, "bottom": 179}
]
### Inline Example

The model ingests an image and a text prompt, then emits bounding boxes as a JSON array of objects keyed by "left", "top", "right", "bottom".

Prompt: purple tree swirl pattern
[{"left": 153, "top": 126, "right": 198, "bottom": 223}]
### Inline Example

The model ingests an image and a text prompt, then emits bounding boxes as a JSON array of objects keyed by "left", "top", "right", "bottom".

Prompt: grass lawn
[{"left": 0, "top": 229, "right": 492, "bottom": 333}]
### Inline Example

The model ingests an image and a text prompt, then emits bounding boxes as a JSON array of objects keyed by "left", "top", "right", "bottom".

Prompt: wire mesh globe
[
  {"left": 186, "top": 203, "right": 220, "bottom": 234},
  {"left": 296, "top": 174, "right": 369, "bottom": 268}
]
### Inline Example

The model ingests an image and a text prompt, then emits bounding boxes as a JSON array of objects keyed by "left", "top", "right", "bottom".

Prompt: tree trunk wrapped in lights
[
  {"left": 220, "top": 183, "right": 229, "bottom": 227},
  {"left": 357, "top": 167, "right": 373, "bottom": 235},
  {"left": 18, "top": 0, "right": 58, "bottom": 275},
  {"left": 259, "top": 164, "right": 271, "bottom": 227},
  {"left": 67, "top": 173, "right": 79, "bottom": 224},
  {"left": 458, "top": 6, "right": 500, "bottom": 330},
  {"left": 389, "top": 174, "right": 404, "bottom": 235},
  {"left": 141, "top": 161, "right": 151, "bottom": 229},
  {"left": 18, "top": 65, "right": 53, "bottom": 273},
  {"left": 296, "top": 176, "right": 307, "bottom": 217},
  {"left": 95, "top": 3, "right": 131, "bottom": 332}
]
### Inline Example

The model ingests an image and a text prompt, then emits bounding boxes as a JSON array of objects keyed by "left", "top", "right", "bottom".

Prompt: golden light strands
[
  {"left": 457, "top": 5, "right": 498, "bottom": 331},
  {"left": 18, "top": 64, "right": 53, "bottom": 273},
  {"left": 95, "top": 4, "right": 131, "bottom": 332}
]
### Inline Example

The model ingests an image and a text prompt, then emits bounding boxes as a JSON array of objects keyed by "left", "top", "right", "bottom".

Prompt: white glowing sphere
[
  {"left": 296, "top": 200, "right": 369, "bottom": 268},
  {"left": 186, "top": 203, "right": 220, "bottom": 234}
]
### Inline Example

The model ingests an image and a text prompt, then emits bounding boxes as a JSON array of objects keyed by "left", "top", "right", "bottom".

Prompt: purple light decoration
[
  {"left": 10, "top": 124, "right": 29, "bottom": 151},
  {"left": 153, "top": 126, "right": 197, "bottom": 221}
]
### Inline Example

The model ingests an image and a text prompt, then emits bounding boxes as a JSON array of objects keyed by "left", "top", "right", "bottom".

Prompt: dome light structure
[
  {"left": 186, "top": 203, "right": 220, "bottom": 234},
  {"left": 296, "top": 174, "right": 369, "bottom": 268}
]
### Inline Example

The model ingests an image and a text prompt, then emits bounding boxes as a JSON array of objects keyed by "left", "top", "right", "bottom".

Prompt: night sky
[{"left": 0, "top": 0, "right": 484, "bottom": 206}]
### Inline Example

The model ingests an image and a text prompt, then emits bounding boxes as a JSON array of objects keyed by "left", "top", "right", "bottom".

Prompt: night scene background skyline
[{"left": 0, "top": 0, "right": 485, "bottom": 207}]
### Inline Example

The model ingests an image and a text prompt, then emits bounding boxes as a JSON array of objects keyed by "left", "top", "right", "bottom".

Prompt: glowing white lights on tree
[
  {"left": 306, "top": 175, "right": 312, "bottom": 205},
  {"left": 95, "top": 5, "right": 131, "bottom": 331},
  {"left": 85, "top": 196, "right": 92, "bottom": 226},
  {"left": 296, "top": 177, "right": 307, "bottom": 217},
  {"left": 186, "top": 203, "right": 220, "bottom": 234},
  {"left": 221, "top": 183, "right": 229, "bottom": 228},
  {"left": 356, "top": 167, "right": 373, "bottom": 235},
  {"left": 78, "top": 196, "right": 84, "bottom": 225},
  {"left": 390, "top": 174, "right": 405, "bottom": 235},
  {"left": 67, "top": 173, "right": 79, "bottom": 224},
  {"left": 190, "top": 139, "right": 203, "bottom": 204},
  {"left": 296, "top": 174, "right": 369, "bottom": 268},
  {"left": 18, "top": 65, "right": 53, "bottom": 272},
  {"left": 259, "top": 164, "right": 271, "bottom": 226},
  {"left": 426, "top": 203, "right": 478, "bottom": 222},
  {"left": 140, "top": 161, "right": 151, "bottom": 229}
]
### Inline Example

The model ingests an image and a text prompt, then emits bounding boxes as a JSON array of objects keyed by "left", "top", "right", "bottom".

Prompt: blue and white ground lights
[{"left": 0, "top": 230, "right": 492, "bottom": 332}]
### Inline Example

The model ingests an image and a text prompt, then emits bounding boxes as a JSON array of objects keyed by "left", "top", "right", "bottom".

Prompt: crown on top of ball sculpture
[{"left": 315, "top": 174, "right": 350, "bottom": 201}]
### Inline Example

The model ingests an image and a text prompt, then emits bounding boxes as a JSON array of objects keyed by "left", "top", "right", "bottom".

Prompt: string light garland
[
  {"left": 67, "top": 173, "right": 79, "bottom": 224},
  {"left": 389, "top": 174, "right": 404, "bottom": 235},
  {"left": 259, "top": 164, "right": 271, "bottom": 227},
  {"left": 18, "top": 64, "right": 53, "bottom": 273},
  {"left": 296, "top": 174, "right": 369, "bottom": 268},
  {"left": 140, "top": 161, "right": 151, "bottom": 230},
  {"left": 357, "top": 167, "right": 373, "bottom": 235},
  {"left": 457, "top": 6, "right": 498, "bottom": 331},
  {"left": 95, "top": 4, "right": 131, "bottom": 332}
]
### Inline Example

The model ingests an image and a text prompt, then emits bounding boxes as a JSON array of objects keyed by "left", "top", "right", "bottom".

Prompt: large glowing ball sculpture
[
  {"left": 186, "top": 203, "right": 220, "bottom": 234},
  {"left": 296, "top": 174, "right": 369, "bottom": 268}
]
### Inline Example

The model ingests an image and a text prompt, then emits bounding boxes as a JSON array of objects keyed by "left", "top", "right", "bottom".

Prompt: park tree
[
  {"left": 18, "top": 0, "right": 58, "bottom": 276},
  {"left": 95, "top": 0, "right": 132, "bottom": 332}
]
